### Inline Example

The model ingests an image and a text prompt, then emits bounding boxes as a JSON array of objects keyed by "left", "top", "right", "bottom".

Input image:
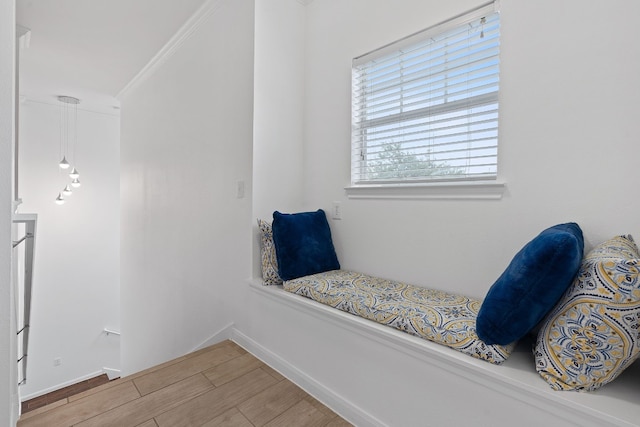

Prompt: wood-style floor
[
  {"left": 21, "top": 374, "right": 112, "bottom": 414},
  {"left": 17, "top": 340, "right": 352, "bottom": 427}
]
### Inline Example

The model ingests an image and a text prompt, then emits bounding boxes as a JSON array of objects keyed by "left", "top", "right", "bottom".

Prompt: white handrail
[
  {"left": 13, "top": 213, "right": 37, "bottom": 386},
  {"left": 103, "top": 328, "right": 121, "bottom": 336}
]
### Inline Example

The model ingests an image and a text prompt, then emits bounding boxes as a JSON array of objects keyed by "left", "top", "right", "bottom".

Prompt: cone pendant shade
[
  {"left": 59, "top": 156, "right": 70, "bottom": 169},
  {"left": 56, "top": 95, "right": 84, "bottom": 205}
]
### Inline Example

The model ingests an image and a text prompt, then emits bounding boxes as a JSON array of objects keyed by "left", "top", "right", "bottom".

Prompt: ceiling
[{"left": 17, "top": 0, "right": 209, "bottom": 114}]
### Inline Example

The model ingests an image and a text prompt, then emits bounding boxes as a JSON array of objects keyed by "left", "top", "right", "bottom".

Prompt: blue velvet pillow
[
  {"left": 272, "top": 209, "right": 340, "bottom": 281},
  {"left": 476, "top": 223, "right": 584, "bottom": 345}
]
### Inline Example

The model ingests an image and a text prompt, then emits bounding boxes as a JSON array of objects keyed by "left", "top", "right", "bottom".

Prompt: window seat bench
[
  {"left": 248, "top": 275, "right": 640, "bottom": 427},
  {"left": 283, "top": 269, "right": 513, "bottom": 364}
]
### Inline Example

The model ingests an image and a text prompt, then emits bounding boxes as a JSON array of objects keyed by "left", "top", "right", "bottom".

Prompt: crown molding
[{"left": 117, "top": 0, "right": 225, "bottom": 101}]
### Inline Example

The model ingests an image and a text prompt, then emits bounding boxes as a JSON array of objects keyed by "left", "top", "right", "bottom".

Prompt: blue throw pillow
[
  {"left": 476, "top": 223, "right": 584, "bottom": 345},
  {"left": 272, "top": 209, "right": 340, "bottom": 281}
]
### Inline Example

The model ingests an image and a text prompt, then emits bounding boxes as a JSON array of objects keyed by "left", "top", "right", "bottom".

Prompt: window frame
[{"left": 348, "top": 1, "right": 504, "bottom": 200}]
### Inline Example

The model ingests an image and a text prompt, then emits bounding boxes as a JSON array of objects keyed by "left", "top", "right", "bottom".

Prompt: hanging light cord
[
  {"left": 73, "top": 99, "right": 77, "bottom": 167},
  {"left": 55, "top": 96, "right": 82, "bottom": 204}
]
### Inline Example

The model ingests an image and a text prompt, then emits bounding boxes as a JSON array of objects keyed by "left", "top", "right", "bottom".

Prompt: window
[{"left": 351, "top": 3, "right": 500, "bottom": 187}]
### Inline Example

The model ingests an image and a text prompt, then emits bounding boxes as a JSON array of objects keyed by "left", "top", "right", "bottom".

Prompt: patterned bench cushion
[{"left": 284, "top": 270, "right": 514, "bottom": 364}]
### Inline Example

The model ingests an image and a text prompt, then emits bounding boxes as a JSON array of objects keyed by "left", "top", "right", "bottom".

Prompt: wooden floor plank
[
  {"left": 17, "top": 381, "right": 140, "bottom": 427},
  {"left": 21, "top": 374, "right": 111, "bottom": 414},
  {"left": 324, "top": 417, "right": 353, "bottom": 427},
  {"left": 17, "top": 340, "right": 351, "bottom": 427},
  {"left": 264, "top": 399, "right": 335, "bottom": 427},
  {"left": 203, "top": 352, "right": 264, "bottom": 386},
  {"left": 16, "top": 398, "right": 68, "bottom": 421},
  {"left": 67, "top": 379, "right": 123, "bottom": 403},
  {"left": 303, "top": 395, "right": 340, "bottom": 419},
  {"left": 134, "top": 344, "right": 243, "bottom": 396},
  {"left": 68, "top": 341, "right": 236, "bottom": 403},
  {"left": 200, "top": 407, "right": 254, "bottom": 427},
  {"left": 225, "top": 341, "right": 248, "bottom": 355},
  {"left": 237, "top": 379, "right": 307, "bottom": 426},
  {"left": 155, "top": 367, "right": 278, "bottom": 427},
  {"left": 260, "top": 364, "right": 285, "bottom": 381},
  {"left": 75, "top": 374, "right": 213, "bottom": 427},
  {"left": 118, "top": 340, "right": 238, "bottom": 393}
]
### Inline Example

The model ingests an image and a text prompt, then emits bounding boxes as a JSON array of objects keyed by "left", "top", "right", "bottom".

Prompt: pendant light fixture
[
  {"left": 55, "top": 95, "right": 83, "bottom": 205},
  {"left": 59, "top": 157, "right": 70, "bottom": 169}
]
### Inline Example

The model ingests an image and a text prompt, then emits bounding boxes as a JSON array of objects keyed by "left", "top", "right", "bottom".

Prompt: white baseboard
[
  {"left": 102, "top": 367, "right": 121, "bottom": 380},
  {"left": 20, "top": 370, "right": 104, "bottom": 402},
  {"left": 231, "top": 328, "right": 386, "bottom": 427},
  {"left": 191, "top": 322, "right": 235, "bottom": 352}
]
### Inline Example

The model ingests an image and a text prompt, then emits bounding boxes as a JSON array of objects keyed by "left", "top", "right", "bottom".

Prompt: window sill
[{"left": 344, "top": 180, "right": 506, "bottom": 200}]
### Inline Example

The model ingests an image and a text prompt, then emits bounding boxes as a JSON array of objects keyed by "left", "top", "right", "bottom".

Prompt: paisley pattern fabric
[
  {"left": 257, "top": 219, "right": 282, "bottom": 286},
  {"left": 535, "top": 235, "right": 640, "bottom": 391},
  {"left": 284, "top": 270, "right": 514, "bottom": 364}
]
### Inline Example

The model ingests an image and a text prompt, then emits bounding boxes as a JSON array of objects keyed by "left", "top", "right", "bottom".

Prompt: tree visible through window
[
  {"left": 367, "top": 142, "right": 464, "bottom": 180},
  {"left": 351, "top": 4, "right": 500, "bottom": 185}
]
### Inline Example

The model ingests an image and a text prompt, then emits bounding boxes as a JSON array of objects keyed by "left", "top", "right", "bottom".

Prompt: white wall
[
  {"left": 1, "top": 0, "right": 19, "bottom": 424},
  {"left": 120, "top": 0, "right": 254, "bottom": 376},
  {"left": 299, "top": 0, "right": 640, "bottom": 298},
  {"left": 17, "top": 100, "right": 120, "bottom": 399},
  {"left": 251, "top": 0, "right": 307, "bottom": 276},
  {"left": 242, "top": 0, "right": 640, "bottom": 425},
  {"left": 235, "top": 0, "right": 310, "bottom": 358}
]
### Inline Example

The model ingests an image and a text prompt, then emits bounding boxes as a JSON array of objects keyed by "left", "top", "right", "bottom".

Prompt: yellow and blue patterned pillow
[
  {"left": 257, "top": 219, "right": 282, "bottom": 286},
  {"left": 534, "top": 235, "right": 640, "bottom": 391}
]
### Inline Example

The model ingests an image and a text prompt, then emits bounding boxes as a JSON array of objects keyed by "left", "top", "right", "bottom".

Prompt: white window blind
[{"left": 351, "top": 3, "right": 500, "bottom": 185}]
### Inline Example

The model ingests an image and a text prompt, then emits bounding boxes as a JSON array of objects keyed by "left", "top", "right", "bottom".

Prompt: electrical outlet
[
  {"left": 331, "top": 201, "right": 342, "bottom": 220},
  {"left": 53, "top": 357, "right": 61, "bottom": 367}
]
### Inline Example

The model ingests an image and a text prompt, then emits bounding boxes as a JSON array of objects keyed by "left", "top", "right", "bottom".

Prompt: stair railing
[{"left": 13, "top": 213, "right": 37, "bottom": 386}]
